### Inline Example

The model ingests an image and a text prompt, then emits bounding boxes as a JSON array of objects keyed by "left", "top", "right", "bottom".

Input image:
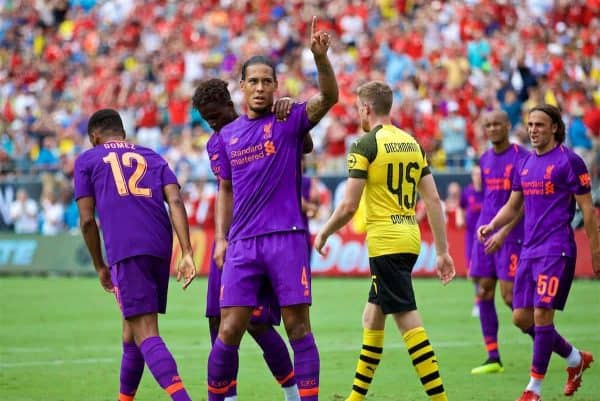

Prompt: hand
[
  {"left": 436, "top": 253, "right": 455, "bottom": 285},
  {"left": 272, "top": 97, "right": 294, "bottom": 121},
  {"left": 314, "top": 231, "right": 328, "bottom": 256},
  {"left": 477, "top": 223, "right": 494, "bottom": 243},
  {"left": 176, "top": 253, "right": 197, "bottom": 290},
  {"left": 592, "top": 249, "right": 600, "bottom": 276},
  {"left": 484, "top": 231, "right": 506, "bottom": 254},
  {"left": 310, "top": 16, "right": 331, "bottom": 57},
  {"left": 305, "top": 203, "right": 318, "bottom": 218},
  {"left": 97, "top": 265, "right": 114, "bottom": 293},
  {"left": 214, "top": 238, "right": 228, "bottom": 269}
]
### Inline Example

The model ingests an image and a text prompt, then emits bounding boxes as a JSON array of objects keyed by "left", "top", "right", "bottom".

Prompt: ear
[
  {"left": 240, "top": 79, "right": 245, "bottom": 90},
  {"left": 552, "top": 123, "right": 557, "bottom": 134}
]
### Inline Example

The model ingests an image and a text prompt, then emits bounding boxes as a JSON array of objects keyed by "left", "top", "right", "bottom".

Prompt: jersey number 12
[{"left": 103, "top": 152, "right": 152, "bottom": 197}]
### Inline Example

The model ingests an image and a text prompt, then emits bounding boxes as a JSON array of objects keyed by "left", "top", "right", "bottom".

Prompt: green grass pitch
[{"left": 0, "top": 277, "right": 598, "bottom": 401}]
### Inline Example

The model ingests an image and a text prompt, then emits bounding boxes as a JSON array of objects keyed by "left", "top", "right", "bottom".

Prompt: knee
[
  {"left": 476, "top": 281, "right": 495, "bottom": 300},
  {"left": 512, "top": 311, "right": 532, "bottom": 331},
  {"left": 219, "top": 316, "right": 246, "bottom": 345},
  {"left": 285, "top": 320, "right": 310, "bottom": 341}
]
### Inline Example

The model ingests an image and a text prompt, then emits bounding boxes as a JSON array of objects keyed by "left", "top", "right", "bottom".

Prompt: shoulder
[
  {"left": 74, "top": 148, "right": 95, "bottom": 168},
  {"left": 219, "top": 116, "right": 245, "bottom": 139},
  {"left": 206, "top": 133, "right": 221, "bottom": 152},
  {"left": 350, "top": 125, "right": 382, "bottom": 162},
  {"left": 560, "top": 145, "right": 586, "bottom": 169}
]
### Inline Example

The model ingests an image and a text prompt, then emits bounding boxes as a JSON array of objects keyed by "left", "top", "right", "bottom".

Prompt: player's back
[
  {"left": 74, "top": 141, "right": 177, "bottom": 265},
  {"left": 349, "top": 124, "right": 429, "bottom": 257}
]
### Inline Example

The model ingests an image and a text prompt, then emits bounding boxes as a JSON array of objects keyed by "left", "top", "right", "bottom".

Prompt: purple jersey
[
  {"left": 460, "top": 183, "right": 483, "bottom": 234},
  {"left": 513, "top": 144, "right": 591, "bottom": 259},
  {"left": 74, "top": 141, "right": 178, "bottom": 265},
  {"left": 215, "top": 103, "right": 314, "bottom": 241},
  {"left": 477, "top": 144, "right": 529, "bottom": 243}
]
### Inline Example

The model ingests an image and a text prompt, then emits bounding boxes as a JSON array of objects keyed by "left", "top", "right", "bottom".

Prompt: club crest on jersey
[
  {"left": 230, "top": 137, "right": 239, "bottom": 145},
  {"left": 263, "top": 122, "right": 272, "bottom": 139},
  {"left": 521, "top": 169, "right": 528, "bottom": 176},
  {"left": 211, "top": 153, "right": 219, "bottom": 161},
  {"left": 544, "top": 165, "right": 555, "bottom": 180},
  {"left": 347, "top": 153, "right": 357, "bottom": 169},
  {"left": 483, "top": 168, "right": 491, "bottom": 175},
  {"left": 504, "top": 164, "right": 513, "bottom": 177}
]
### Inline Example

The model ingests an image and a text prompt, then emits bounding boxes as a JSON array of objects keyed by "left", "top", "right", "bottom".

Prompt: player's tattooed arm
[{"left": 306, "top": 16, "right": 339, "bottom": 123}]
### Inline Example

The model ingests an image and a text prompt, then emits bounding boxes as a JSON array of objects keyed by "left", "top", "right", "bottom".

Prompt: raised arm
[
  {"left": 164, "top": 183, "right": 196, "bottom": 289},
  {"left": 417, "top": 174, "right": 455, "bottom": 285},
  {"left": 214, "top": 179, "right": 233, "bottom": 268},
  {"left": 306, "top": 16, "right": 339, "bottom": 123}
]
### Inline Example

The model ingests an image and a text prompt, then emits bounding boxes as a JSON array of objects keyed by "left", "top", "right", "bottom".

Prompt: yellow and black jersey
[{"left": 348, "top": 124, "right": 430, "bottom": 257}]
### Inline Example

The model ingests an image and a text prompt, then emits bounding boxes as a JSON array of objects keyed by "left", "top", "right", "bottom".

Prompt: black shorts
[{"left": 368, "top": 253, "right": 418, "bottom": 314}]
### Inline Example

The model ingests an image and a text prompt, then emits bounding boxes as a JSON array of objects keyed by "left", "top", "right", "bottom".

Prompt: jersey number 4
[
  {"left": 103, "top": 152, "right": 152, "bottom": 197},
  {"left": 387, "top": 162, "right": 418, "bottom": 208}
]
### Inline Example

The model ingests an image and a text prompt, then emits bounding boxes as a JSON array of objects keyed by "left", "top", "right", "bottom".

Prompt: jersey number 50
[
  {"left": 387, "top": 162, "right": 418, "bottom": 209},
  {"left": 103, "top": 152, "right": 152, "bottom": 197}
]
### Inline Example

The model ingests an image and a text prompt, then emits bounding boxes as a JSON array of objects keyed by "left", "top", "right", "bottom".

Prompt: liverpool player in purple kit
[
  {"left": 74, "top": 109, "right": 197, "bottom": 401},
  {"left": 470, "top": 110, "right": 529, "bottom": 374},
  {"left": 479, "top": 105, "right": 600, "bottom": 401},
  {"left": 193, "top": 78, "right": 305, "bottom": 401},
  {"left": 207, "top": 17, "right": 338, "bottom": 401}
]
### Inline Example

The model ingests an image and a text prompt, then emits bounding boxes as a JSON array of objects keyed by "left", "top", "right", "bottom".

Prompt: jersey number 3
[
  {"left": 103, "top": 152, "right": 152, "bottom": 197},
  {"left": 387, "top": 162, "right": 418, "bottom": 208}
]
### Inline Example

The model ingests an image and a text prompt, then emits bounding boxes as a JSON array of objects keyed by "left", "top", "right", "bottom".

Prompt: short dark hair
[
  {"left": 241, "top": 55, "right": 277, "bottom": 81},
  {"left": 529, "top": 104, "right": 565, "bottom": 143},
  {"left": 87, "top": 109, "right": 125, "bottom": 137},
  {"left": 192, "top": 79, "right": 232, "bottom": 111}
]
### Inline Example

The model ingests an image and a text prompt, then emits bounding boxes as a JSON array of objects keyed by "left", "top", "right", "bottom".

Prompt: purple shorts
[
  {"left": 513, "top": 256, "right": 575, "bottom": 310},
  {"left": 221, "top": 231, "right": 311, "bottom": 309},
  {"left": 470, "top": 240, "right": 521, "bottom": 281},
  {"left": 206, "top": 242, "right": 281, "bottom": 325},
  {"left": 110, "top": 255, "right": 170, "bottom": 319}
]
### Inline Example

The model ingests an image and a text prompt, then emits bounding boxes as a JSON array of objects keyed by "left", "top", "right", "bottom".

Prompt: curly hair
[{"left": 192, "top": 79, "right": 232, "bottom": 111}]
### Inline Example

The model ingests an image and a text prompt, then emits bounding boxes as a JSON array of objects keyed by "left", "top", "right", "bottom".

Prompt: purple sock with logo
[
  {"left": 254, "top": 327, "right": 296, "bottom": 387},
  {"left": 290, "top": 333, "right": 319, "bottom": 401},
  {"left": 478, "top": 298, "right": 500, "bottom": 360},
  {"left": 119, "top": 342, "right": 144, "bottom": 399},
  {"left": 531, "top": 325, "right": 554, "bottom": 379},
  {"left": 207, "top": 338, "right": 239, "bottom": 401},
  {"left": 139, "top": 336, "right": 191, "bottom": 401}
]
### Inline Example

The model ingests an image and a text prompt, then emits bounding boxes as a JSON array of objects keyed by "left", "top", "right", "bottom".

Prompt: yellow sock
[
  {"left": 403, "top": 327, "right": 447, "bottom": 401},
  {"left": 345, "top": 328, "right": 384, "bottom": 401}
]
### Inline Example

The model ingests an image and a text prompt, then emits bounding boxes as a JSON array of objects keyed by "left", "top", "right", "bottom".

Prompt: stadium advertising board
[{"left": 0, "top": 226, "right": 594, "bottom": 277}]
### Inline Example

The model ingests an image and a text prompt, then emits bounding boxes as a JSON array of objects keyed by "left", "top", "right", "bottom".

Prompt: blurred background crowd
[{"left": 2, "top": 0, "right": 600, "bottom": 235}]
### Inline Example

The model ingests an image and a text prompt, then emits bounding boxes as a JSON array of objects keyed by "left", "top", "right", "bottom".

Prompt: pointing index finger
[{"left": 311, "top": 16, "right": 316, "bottom": 38}]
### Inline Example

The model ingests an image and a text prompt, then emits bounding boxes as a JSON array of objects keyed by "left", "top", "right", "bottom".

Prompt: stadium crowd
[{"left": 1, "top": 0, "right": 600, "bottom": 234}]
